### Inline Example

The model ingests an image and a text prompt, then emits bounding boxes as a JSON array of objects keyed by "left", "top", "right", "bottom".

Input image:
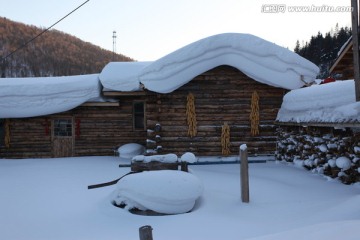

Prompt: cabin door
[{"left": 52, "top": 118, "right": 74, "bottom": 158}]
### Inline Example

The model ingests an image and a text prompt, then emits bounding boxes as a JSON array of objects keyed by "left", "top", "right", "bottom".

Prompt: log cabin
[
  {"left": 329, "top": 36, "right": 353, "bottom": 79},
  {"left": 0, "top": 33, "right": 318, "bottom": 159}
]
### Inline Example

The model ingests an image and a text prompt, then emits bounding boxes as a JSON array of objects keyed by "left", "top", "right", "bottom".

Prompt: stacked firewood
[{"left": 276, "top": 126, "right": 360, "bottom": 184}]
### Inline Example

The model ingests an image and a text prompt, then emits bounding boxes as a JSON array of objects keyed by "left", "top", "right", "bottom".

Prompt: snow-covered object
[
  {"left": 240, "top": 144, "right": 248, "bottom": 151},
  {"left": 113, "top": 170, "right": 204, "bottom": 214},
  {"left": 180, "top": 152, "right": 197, "bottom": 163},
  {"left": 336, "top": 157, "right": 352, "bottom": 170},
  {"left": 277, "top": 80, "right": 360, "bottom": 123},
  {"left": 132, "top": 154, "right": 178, "bottom": 163},
  {"left": 0, "top": 74, "right": 100, "bottom": 118},
  {"left": 100, "top": 62, "right": 150, "bottom": 91},
  {"left": 328, "top": 159, "right": 336, "bottom": 168},
  {"left": 139, "top": 33, "right": 318, "bottom": 93},
  {"left": 117, "top": 143, "right": 145, "bottom": 159}
]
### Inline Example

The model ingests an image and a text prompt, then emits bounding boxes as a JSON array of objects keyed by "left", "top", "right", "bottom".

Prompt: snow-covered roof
[
  {"left": 0, "top": 74, "right": 100, "bottom": 118},
  {"left": 0, "top": 33, "right": 319, "bottom": 119},
  {"left": 276, "top": 80, "right": 360, "bottom": 124},
  {"left": 100, "top": 33, "right": 319, "bottom": 93},
  {"left": 100, "top": 61, "right": 151, "bottom": 92}
]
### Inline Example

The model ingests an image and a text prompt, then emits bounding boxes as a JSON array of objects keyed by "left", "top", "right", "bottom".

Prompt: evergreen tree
[{"left": 294, "top": 24, "right": 352, "bottom": 78}]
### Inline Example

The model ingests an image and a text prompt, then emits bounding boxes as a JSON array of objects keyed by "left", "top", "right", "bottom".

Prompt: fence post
[
  {"left": 139, "top": 225, "right": 153, "bottom": 240},
  {"left": 240, "top": 144, "right": 249, "bottom": 203}
]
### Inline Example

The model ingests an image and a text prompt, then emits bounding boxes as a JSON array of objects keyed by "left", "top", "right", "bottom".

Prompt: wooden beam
[
  {"left": 103, "top": 91, "right": 147, "bottom": 97},
  {"left": 80, "top": 102, "right": 120, "bottom": 107},
  {"left": 351, "top": 0, "right": 360, "bottom": 101}
]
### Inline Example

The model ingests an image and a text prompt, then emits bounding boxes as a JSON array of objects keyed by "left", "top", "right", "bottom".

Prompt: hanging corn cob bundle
[
  {"left": 186, "top": 93, "right": 197, "bottom": 137},
  {"left": 221, "top": 122, "right": 231, "bottom": 156},
  {"left": 250, "top": 91, "right": 260, "bottom": 136},
  {"left": 5, "top": 119, "right": 10, "bottom": 148}
]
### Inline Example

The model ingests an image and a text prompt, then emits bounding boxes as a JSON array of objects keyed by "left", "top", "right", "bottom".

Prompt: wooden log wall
[
  {"left": 146, "top": 65, "right": 286, "bottom": 156},
  {"left": 0, "top": 98, "right": 147, "bottom": 159},
  {"left": 0, "top": 118, "right": 52, "bottom": 158}
]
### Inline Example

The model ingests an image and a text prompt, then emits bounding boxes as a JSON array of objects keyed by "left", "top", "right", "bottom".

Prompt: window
[
  {"left": 133, "top": 102, "right": 145, "bottom": 130},
  {"left": 54, "top": 119, "right": 72, "bottom": 136}
]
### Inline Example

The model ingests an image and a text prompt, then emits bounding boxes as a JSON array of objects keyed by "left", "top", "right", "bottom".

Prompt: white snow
[
  {"left": 180, "top": 152, "right": 197, "bottom": 163},
  {"left": 277, "top": 80, "right": 360, "bottom": 123},
  {"left": 140, "top": 33, "right": 318, "bottom": 93},
  {"left": 336, "top": 157, "right": 352, "bottom": 171},
  {"left": 1, "top": 33, "right": 318, "bottom": 118},
  {"left": 100, "top": 61, "right": 150, "bottom": 91},
  {"left": 117, "top": 143, "right": 145, "bottom": 159},
  {"left": 132, "top": 153, "right": 178, "bottom": 163},
  {"left": 240, "top": 144, "right": 248, "bottom": 151},
  {"left": 0, "top": 74, "right": 100, "bottom": 118},
  {"left": 112, "top": 170, "right": 203, "bottom": 214},
  {"left": 1, "top": 156, "right": 359, "bottom": 240},
  {"left": 100, "top": 33, "right": 318, "bottom": 93}
]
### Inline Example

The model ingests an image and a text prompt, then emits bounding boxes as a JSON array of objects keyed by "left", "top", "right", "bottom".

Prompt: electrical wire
[{"left": 1, "top": 0, "right": 90, "bottom": 62}]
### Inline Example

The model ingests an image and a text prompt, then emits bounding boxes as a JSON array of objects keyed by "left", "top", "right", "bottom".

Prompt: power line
[{"left": 1, "top": 0, "right": 90, "bottom": 62}]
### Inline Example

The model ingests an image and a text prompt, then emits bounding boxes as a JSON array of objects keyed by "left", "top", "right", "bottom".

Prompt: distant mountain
[{"left": 0, "top": 17, "right": 133, "bottom": 77}]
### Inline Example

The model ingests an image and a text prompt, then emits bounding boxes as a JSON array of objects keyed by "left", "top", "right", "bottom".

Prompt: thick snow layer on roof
[
  {"left": 112, "top": 170, "right": 203, "bottom": 214},
  {"left": 0, "top": 74, "right": 100, "bottom": 118},
  {"left": 139, "top": 33, "right": 319, "bottom": 93},
  {"left": 277, "top": 80, "right": 360, "bottom": 123},
  {"left": 99, "top": 61, "right": 150, "bottom": 91}
]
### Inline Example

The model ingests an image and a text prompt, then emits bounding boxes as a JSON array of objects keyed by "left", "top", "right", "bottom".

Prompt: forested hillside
[
  {"left": 294, "top": 24, "right": 352, "bottom": 78},
  {"left": 0, "top": 17, "right": 133, "bottom": 77}
]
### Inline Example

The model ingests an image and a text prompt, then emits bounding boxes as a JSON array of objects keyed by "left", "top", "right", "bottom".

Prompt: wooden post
[
  {"left": 139, "top": 225, "right": 153, "bottom": 240},
  {"left": 180, "top": 161, "right": 188, "bottom": 172},
  {"left": 240, "top": 144, "right": 249, "bottom": 203},
  {"left": 351, "top": 0, "right": 360, "bottom": 101}
]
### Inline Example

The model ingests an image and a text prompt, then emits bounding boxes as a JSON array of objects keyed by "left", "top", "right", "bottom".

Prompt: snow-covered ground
[{"left": 0, "top": 156, "right": 359, "bottom": 240}]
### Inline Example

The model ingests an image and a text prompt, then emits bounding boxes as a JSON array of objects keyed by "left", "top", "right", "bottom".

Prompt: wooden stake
[
  {"left": 240, "top": 144, "right": 249, "bottom": 203},
  {"left": 139, "top": 225, "right": 153, "bottom": 240},
  {"left": 351, "top": 0, "right": 360, "bottom": 101}
]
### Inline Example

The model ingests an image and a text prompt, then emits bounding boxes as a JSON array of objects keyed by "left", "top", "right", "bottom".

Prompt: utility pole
[
  {"left": 351, "top": 0, "right": 360, "bottom": 101},
  {"left": 112, "top": 31, "right": 117, "bottom": 61}
]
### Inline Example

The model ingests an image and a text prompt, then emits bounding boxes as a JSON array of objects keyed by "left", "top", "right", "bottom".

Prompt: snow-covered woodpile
[{"left": 276, "top": 126, "right": 360, "bottom": 184}]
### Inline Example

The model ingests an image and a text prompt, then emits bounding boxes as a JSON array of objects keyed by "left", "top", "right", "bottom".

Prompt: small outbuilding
[
  {"left": 0, "top": 33, "right": 318, "bottom": 158},
  {"left": 276, "top": 80, "right": 360, "bottom": 183}
]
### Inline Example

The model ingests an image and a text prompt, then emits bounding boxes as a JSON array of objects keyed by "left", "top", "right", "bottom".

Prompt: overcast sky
[{"left": 0, "top": 0, "right": 352, "bottom": 61}]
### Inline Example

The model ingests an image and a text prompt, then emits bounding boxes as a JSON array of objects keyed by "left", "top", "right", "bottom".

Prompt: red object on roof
[{"left": 320, "top": 77, "right": 336, "bottom": 84}]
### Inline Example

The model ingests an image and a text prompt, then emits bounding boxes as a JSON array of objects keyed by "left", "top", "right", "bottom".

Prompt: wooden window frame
[
  {"left": 133, "top": 101, "right": 146, "bottom": 131},
  {"left": 53, "top": 119, "right": 73, "bottom": 137}
]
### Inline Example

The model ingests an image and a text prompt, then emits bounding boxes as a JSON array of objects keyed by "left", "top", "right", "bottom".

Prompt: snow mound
[
  {"left": 277, "top": 80, "right": 360, "bottom": 123},
  {"left": 336, "top": 157, "right": 352, "bottom": 170},
  {"left": 0, "top": 74, "right": 100, "bottom": 118},
  {"left": 139, "top": 33, "right": 318, "bottom": 93},
  {"left": 113, "top": 170, "right": 204, "bottom": 214},
  {"left": 117, "top": 143, "right": 145, "bottom": 159},
  {"left": 132, "top": 154, "right": 178, "bottom": 163},
  {"left": 180, "top": 152, "right": 197, "bottom": 163}
]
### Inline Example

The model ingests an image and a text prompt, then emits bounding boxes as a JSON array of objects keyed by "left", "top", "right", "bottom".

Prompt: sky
[{"left": 0, "top": 0, "right": 352, "bottom": 61}]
